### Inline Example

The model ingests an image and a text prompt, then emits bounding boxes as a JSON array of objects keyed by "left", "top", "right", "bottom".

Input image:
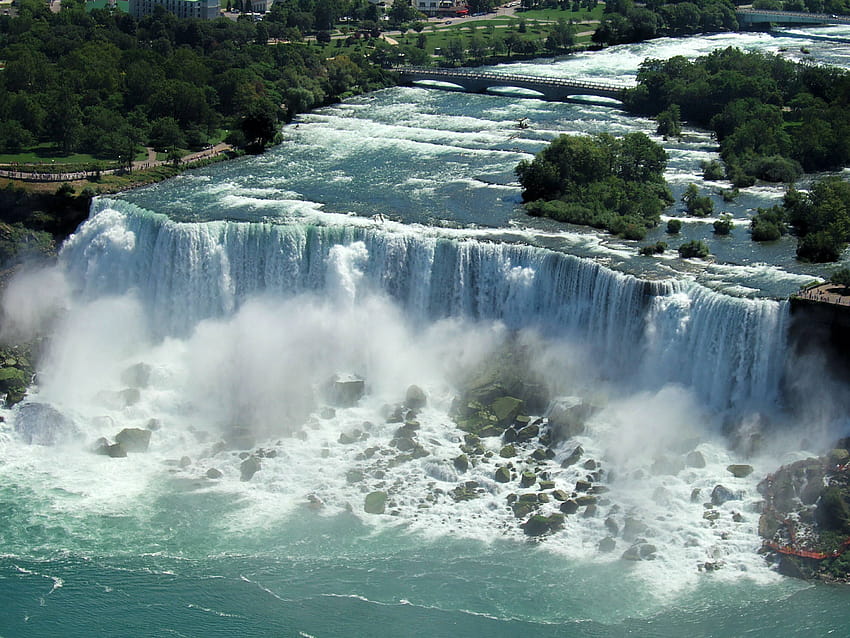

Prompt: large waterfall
[{"left": 59, "top": 197, "right": 789, "bottom": 413}]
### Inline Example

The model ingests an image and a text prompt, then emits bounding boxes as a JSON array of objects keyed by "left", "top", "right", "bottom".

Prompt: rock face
[
  {"left": 115, "top": 428, "right": 152, "bottom": 453},
  {"left": 758, "top": 446, "right": 850, "bottom": 582},
  {"left": 546, "top": 397, "right": 599, "bottom": 445},
  {"left": 14, "top": 403, "right": 79, "bottom": 445}
]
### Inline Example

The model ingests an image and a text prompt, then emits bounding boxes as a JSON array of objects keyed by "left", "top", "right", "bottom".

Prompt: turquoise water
[{"left": 3, "top": 29, "right": 850, "bottom": 637}]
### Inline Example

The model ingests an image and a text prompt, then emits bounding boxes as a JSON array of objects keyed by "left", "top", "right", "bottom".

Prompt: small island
[{"left": 515, "top": 131, "right": 673, "bottom": 241}]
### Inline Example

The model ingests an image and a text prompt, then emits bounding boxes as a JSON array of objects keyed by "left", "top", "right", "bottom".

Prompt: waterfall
[{"left": 59, "top": 198, "right": 789, "bottom": 411}]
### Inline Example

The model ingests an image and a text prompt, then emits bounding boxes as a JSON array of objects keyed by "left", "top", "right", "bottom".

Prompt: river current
[{"left": 2, "top": 27, "right": 850, "bottom": 637}]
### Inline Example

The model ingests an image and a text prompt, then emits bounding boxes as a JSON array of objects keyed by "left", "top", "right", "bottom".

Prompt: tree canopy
[{"left": 516, "top": 132, "right": 673, "bottom": 240}]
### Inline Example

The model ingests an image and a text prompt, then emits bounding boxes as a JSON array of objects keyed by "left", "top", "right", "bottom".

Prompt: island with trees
[{"left": 515, "top": 132, "right": 673, "bottom": 241}]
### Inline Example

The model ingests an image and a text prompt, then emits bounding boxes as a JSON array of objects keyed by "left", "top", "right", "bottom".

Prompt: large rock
[
  {"left": 491, "top": 396, "right": 524, "bottom": 426},
  {"left": 521, "top": 513, "right": 565, "bottom": 536},
  {"left": 96, "top": 388, "right": 141, "bottom": 409},
  {"left": 711, "top": 484, "right": 741, "bottom": 506},
  {"left": 325, "top": 374, "right": 366, "bottom": 407},
  {"left": 622, "top": 542, "right": 657, "bottom": 561},
  {"left": 546, "top": 397, "right": 598, "bottom": 444},
  {"left": 120, "top": 363, "right": 152, "bottom": 389},
  {"left": 115, "top": 428, "right": 152, "bottom": 453},
  {"left": 404, "top": 385, "right": 427, "bottom": 410},
  {"left": 240, "top": 456, "right": 261, "bottom": 481},
  {"left": 364, "top": 491, "right": 387, "bottom": 514},
  {"left": 495, "top": 466, "right": 511, "bottom": 483},
  {"left": 727, "top": 464, "right": 754, "bottom": 478},
  {"left": 14, "top": 403, "right": 79, "bottom": 445}
]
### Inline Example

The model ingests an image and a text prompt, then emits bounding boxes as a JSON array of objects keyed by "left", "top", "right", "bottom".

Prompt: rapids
[{"left": 2, "top": 27, "right": 850, "bottom": 638}]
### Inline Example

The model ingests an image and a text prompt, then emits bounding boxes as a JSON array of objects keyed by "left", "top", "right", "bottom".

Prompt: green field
[{"left": 0, "top": 143, "right": 148, "bottom": 169}]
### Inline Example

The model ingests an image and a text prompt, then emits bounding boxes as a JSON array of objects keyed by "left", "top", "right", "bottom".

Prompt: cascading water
[{"left": 3, "top": 28, "right": 850, "bottom": 638}]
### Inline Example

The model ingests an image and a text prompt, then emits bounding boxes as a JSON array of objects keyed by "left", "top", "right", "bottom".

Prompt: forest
[{"left": 0, "top": 0, "right": 393, "bottom": 159}]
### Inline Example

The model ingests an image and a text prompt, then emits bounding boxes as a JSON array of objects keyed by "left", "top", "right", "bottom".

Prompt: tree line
[{"left": 0, "top": 0, "right": 393, "bottom": 160}]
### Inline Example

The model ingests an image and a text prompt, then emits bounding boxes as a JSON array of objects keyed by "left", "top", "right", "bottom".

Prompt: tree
[
  {"left": 829, "top": 268, "right": 850, "bottom": 292},
  {"left": 713, "top": 213, "right": 733, "bottom": 235},
  {"left": 241, "top": 98, "right": 280, "bottom": 153},
  {"left": 682, "top": 183, "right": 714, "bottom": 217},
  {"left": 678, "top": 240, "right": 710, "bottom": 259},
  {"left": 667, "top": 218, "right": 682, "bottom": 234},
  {"left": 656, "top": 104, "right": 681, "bottom": 139}
]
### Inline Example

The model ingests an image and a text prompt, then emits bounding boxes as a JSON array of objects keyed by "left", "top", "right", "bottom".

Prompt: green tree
[
  {"left": 678, "top": 239, "right": 710, "bottom": 259},
  {"left": 713, "top": 213, "right": 733, "bottom": 235}
]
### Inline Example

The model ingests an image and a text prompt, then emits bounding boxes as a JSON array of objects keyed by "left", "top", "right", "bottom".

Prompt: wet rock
[
  {"left": 179, "top": 456, "right": 192, "bottom": 468},
  {"left": 599, "top": 536, "right": 617, "bottom": 552},
  {"left": 560, "top": 445, "right": 583, "bottom": 468},
  {"left": 690, "top": 488, "right": 702, "bottom": 502},
  {"left": 727, "top": 464, "right": 754, "bottom": 478},
  {"left": 365, "top": 491, "right": 387, "bottom": 514},
  {"left": 120, "top": 362, "right": 152, "bottom": 389},
  {"left": 575, "top": 494, "right": 597, "bottom": 506},
  {"left": 405, "top": 385, "right": 427, "bottom": 410},
  {"left": 206, "top": 468, "right": 223, "bottom": 479},
  {"left": 106, "top": 443, "right": 127, "bottom": 458},
  {"left": 539, "top": 480, "right": 555, "bottom": 490},
  {"left": 686, "top": 450, "right": 706, "bottom": 468},
  {"left": 451, "top": 481, "right": 482, "bottom": 502},
  {"left": 605, "top": 517, "right": 619, "bottom": 536},
  {"left": 339, "top": 429, "right": 363, "bottom": 445},
  {"left": 546, "top": 397, "right": 598, "bottom": 444},
  {"left": 500, "top": 444, "right": 517, "bottom": 458},
  {"left": 552, "top": 489, "right": 569, "bottom": 501},
  {"left": 515, "top": 423, "right": 539, "bottom": 442},
  {"left": 14, "top": 403, "right": 79, "bottom": 445},
  {"left": 622, "top": 543, "right": 657, "bottom": 561},
  {"left": 711, "top": 484, "right": 741, "bottom": 506},
  {"left": 521, "top": 513, "right": 565, "bottom": 536},
  {"left": 346, "top": 469, "right": 365, "bottom": 483},
  {"left": 622, "top": 517, "right": 649, "bottom": 542},
  {"left": 491, "top": 396, "right": 524, "bottom": 426},
  {"left": 582, "top": 504, "right": 597, "bottom": 518},
  {"left": 575, "top": 479, "right": 592, "bottom": 492},
  {"left": 520, "top": 470, "right": 537, "bottom": 488},
  {"left": 495, "top": 466, "right": 511, "bottom": 483},
  {"left": 115, "top": 428, "right": 151, "bottom": 453},
  {"left": 560, "top": 500, "right": 579, "bottom": 515},
  {"left": 240, "top": 456, "right": 261, "bottom": 481},
  {"left": 454, "top": 454, "right": 470, "bottom": 472},
  {"left": 325, "top": 374, "right": 366, "bottom": 407},
  {"left": 320, "top": 407, "right": 336, "bottom": 420}
]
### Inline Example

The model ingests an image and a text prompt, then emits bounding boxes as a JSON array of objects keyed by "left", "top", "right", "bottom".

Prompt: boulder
[
  {"left": 491, "top": 396, "right": 524, "bottom": 426},
  {"left": 520, "top": 470, "right": 537, "bottom": 488},
  {"left": 495, "top": 467, "right": 511, "bottom": 483},
  {"left": 405, "top": 385, "right": 427, "bottom": 410},
  {"left": 206, "top": 468, "right": 223, "bottom": 479},
  {"left": 552, "top": 489, "right": 569, "bottom": 501},
  {"left": 364, "top": 491, "right": 387, "bottom": 514},
  {"left": 711, "top": 484, "right": 741, "bottom": 506},
  {"left": 539, "top": 480, "right": 555, "bottom": 490},
  {"left": 622, "top": 543, "right": 657, "bottom": 561},
  {"left": 515, "top": 424, "right": 539, "bottom": 442},
  {"left": 621, "top": 517, "right": 649, "bottom": 542},
  {"left": 325, "top": 374, "right": 366, "bottom": 407},
  {"left": 598, "top": 536, "right": 617, "bottom": 552},
  {"left": 686, "top": 451, "right": 706, "bottom": 468},
  {"left": 560, "top": 445, "right": 583, "bottom": 468},
  {"left": 546, "top": 397, "right": 598, "bottom": 444},
  {"left": 115, "top": 428, "right": 152, "bottom": 453},
  {"left": 727, "top": 464, "right": 754, "bottom": 478},
  {"left": 500, "top": 444, "right": 517, "bottom": 458},
  {"left": 240, "top": 456, "right": 261, "bottom": 481},
  {"left": 453, "top": 454, "right": 470, "bottom": 472},
  {"left": 560, "top": 500, "right": 579, "bottom": 515},
  {"left": 120, "top": 362, "right": 152, "bottom": 389},
  {"left": 521, "top": 513, "right": 565, "bottom": 536},
  {"left": 339, "top": 429, "right": 363, "bottom": 445},
  {"left": 106, "top": 443, "right": 127, "bottom": 458},
  {"left": 179, "top": 456, "right": 192, "bottom": 468},
  {"left": 14, "top": 403, "right": 79, "bottom": 446},
  {"left": 575, "top": 479, "right": 592, "bottom": 492}
]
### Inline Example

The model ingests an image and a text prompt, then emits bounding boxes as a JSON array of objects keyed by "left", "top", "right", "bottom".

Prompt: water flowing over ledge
[{"left": 59, "top": 198, "right": 789, "bottom": 412}]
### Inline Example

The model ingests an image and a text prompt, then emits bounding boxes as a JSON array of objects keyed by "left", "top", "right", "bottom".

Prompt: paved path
[{"left": 0, "top": 143, "right": 234, "bottom": 183}]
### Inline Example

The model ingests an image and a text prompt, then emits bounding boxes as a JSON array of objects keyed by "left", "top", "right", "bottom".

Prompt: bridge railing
[{"left": 394, "top": 67, "right": 633, "bottom": 93}]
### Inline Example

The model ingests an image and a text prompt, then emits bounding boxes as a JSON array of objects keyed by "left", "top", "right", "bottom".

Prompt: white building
[{"left": 129, "top": 0, "right": 220, "bottom": 19}]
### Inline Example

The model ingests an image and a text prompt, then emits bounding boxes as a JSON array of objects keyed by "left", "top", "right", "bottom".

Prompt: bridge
[
  {"left": 394, "top": 67, "right": 630, "bottom": 102},
  {"left": 737, "top": 9, "right": 850, "bottom": 26}
]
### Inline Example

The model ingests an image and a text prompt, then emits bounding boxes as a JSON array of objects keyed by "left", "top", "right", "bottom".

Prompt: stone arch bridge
[{"left": 394, "top": 67, "right": 631, "bottom": 102}]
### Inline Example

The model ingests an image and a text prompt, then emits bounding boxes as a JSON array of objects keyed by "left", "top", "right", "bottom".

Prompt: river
[{"left": 2, "top": 27, "right": 850, "bottom": 637}]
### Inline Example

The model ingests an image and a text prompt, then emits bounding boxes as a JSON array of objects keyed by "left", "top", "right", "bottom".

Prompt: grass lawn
[
  {"left": 0, "top": 144, "right": 149, "bottom": 168},
  {"left": 515, "top": 5, "right": 605, "bottom": 22}
]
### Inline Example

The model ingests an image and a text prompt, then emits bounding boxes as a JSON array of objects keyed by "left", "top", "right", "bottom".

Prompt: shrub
[
  {"left": 639, "top": 241, "right": 667, "bottom": 256},
  {"left": 797, "top": 231, "right": 845, "bottom": 263},
  {"left": 713, "top": 213, "right": 733, "bottom": 235},
  {"left": 682, "top": 183, "right": 714, "bottom": 217},
  {"left": 678, "top": 240, "right": 710, "bottom": 259},
  {"left": 666, "top": 218, "right": 682, "bottom": 234},
  {"left": 701, "top": 160, "right": 725, "bottom": 181}
]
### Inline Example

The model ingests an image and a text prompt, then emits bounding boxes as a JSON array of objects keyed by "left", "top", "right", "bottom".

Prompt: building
[
  {"left": 129, "top": 0, "right": 220, "bottom": 19},
  {"left": 414, "top": 0, "right": 468, "bottom": 17}
]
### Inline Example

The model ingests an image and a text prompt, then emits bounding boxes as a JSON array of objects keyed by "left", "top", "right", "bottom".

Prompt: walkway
[
  {"left": 0, "top": 143, "right": 234, "bottom": 183},
  {"left": 793, "top": 283, "right": 850, "bottom": 306}
]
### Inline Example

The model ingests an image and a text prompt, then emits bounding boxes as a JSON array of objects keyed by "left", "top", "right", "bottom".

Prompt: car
[{"left": 445, "top": 20, "right": 452, "bottom": 24}]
